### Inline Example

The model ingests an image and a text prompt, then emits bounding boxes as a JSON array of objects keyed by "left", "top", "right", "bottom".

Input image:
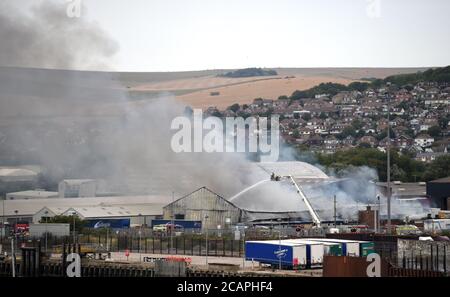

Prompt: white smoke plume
[{"left": 0, "top": 1, "right": 428, "bottom": 223}]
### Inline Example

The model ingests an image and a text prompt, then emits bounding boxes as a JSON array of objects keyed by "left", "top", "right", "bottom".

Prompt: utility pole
[
  {"left": 11, "top": 237, "right": 16, "bottom": 277},
  {"left": 278, "top": 219, "right": 282, "bottom": 270},
  {"left": 170, "top": 191, "right": 175, "bottom": 254},
  {"left": 44, "top": 211, "right": 48, "bottom": 253},
  {"left": 73, "top": 214, "right": 76, "bottom": 245},
  {"left": 386, "top": 94, "right": 392, "bottom": 234},
  {"left": 1, "top": 196, "right": 4, "bottom": 242},
  {"left": 377, "top": 195, "right": 381, "bottom": 234},
  {"left": 205, "top": 214, "right": 209, "bottom": 266},
  {"left": 333, "top": 195, "right": 337, "bottom": 228}
]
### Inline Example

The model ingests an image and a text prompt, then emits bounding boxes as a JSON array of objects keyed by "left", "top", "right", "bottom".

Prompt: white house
[{"left": 414, "top": 134, "right": 434, "bottom": 147}]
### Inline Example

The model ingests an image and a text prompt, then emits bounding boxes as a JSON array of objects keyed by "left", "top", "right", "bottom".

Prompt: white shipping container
[
  {"left": 303, "top": 238, "right": 360, "bottom": 256},
  {"left": 29, "top": 223, "right": 70, "bottom": 237},
  {"left": 283, "top": 239, "right": 324, "bottom": 266}
]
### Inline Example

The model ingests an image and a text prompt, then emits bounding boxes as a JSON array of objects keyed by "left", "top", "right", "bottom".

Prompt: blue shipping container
[{"left": 245, "top": 241, "right": 307, "bottom": 268}]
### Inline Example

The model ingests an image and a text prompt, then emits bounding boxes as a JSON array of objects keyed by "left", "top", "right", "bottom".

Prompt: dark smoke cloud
[{"left": 0, "top": 1, "right": 118, "bottom": 70}]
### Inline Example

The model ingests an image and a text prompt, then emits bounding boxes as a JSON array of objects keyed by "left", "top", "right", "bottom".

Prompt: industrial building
[
  {"left": 58, "top": 179, "right": 99, "bottom": 198},
  {"left": 377, "top": 181, "right": 428, "bottom": 200},
  {"left": 163, "top": 187, "right": 241, "bottom": 230},
  {"left": 0, "top": 195, "right": 167, "bottom": 225},
  {"left": 6, "top": 190, "right": 59, "bottom": 200},
  {"left": 427, "top": 177, "right": 450, "bottom": 210},
  {"left": 0, "top": 166, "right": 40, "bottom": 195},
  {"left": 163, "top": 186, "right": 314, "bottom": 230}
]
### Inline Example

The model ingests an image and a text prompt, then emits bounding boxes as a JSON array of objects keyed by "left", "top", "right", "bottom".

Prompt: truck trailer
[
  {"left": 29, "top": 223, "right": 70, "bottom": 237},
  {"left": 304, "top": 238, "right": 374, "bottom": 257},
  {"left": 245, "top": 240, "right": 308, "bottom": 269},
  {"left": 281, "top": 239, "right": 325, "bottom": 267},
  {"left": 284, "top": 239, "right": 343, "bottom": 257}
]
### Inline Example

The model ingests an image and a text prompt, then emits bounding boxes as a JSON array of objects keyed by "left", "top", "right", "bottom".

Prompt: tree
[
  {"left": 43, "top": 215, "right": 85, "bottom": 233},
  {"left": 428, "top": 125, "right": 442, "bottom": 138},
  {"left": 228, "top": 103, "right": 240, "bottom": 113},
  {"left": 302, "top": 113, "right": 311, "bottom": 121},
  {"left": 422, "top": 155, "right": 450, "bottom": 181}
]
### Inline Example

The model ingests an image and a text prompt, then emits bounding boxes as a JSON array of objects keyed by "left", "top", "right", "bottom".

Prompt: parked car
[{"left": 153, "top": 224, "right": 167, "bottom": 232}]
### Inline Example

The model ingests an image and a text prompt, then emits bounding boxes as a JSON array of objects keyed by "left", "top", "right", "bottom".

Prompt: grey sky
[{"left": 6, "top": 0, "right": 450, "bottom": 71}]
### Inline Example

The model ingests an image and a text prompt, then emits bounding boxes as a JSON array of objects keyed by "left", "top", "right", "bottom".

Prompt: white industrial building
[
  {"left": 58, "top": 179, "right": 98, "bottom": 198},
  {"left": 6, "top": 190, "right": 59, "bottom": 200},
  {"left": 1, "top": 195, "right": 168, "bottom": 224}
]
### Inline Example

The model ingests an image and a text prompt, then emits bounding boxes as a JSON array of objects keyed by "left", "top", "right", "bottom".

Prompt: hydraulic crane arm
[{"left": 287, "top": 175, "right": 321, "bottom": 227}]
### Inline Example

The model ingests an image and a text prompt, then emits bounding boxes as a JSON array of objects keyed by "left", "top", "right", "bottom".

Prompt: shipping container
[
  {"left": 29, "top": 223, "right": 70, "bottom": 237},
  {"left": 245, "top": 240, "right": 308, "bottom": 269},
  {"left": 302, "top": 238, "right": 361, "bottom": 256},
  {"left": 284, "top": 239, "right": 343, "bottom": 256},
  {"left": 281, "top": 239, "right": 325, "bottom": 267},
  {"left": 358, "top": 241, "right": 375, "bottom": 257}
]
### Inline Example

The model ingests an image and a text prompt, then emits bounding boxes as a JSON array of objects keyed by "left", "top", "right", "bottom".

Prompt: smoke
[
  {"left": 0, "top": 1, "right": 428, "bottom": 223},
  {"left": 0, "top": 2, "right": 261, "bottom": 198},
  {"left": 0, "top": 1, "right": 118, "bottom": 70}
]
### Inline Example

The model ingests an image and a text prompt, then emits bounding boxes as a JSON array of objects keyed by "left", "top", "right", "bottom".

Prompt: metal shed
[{"left": 163, "top": 187, "right": 241, "bottom": 230}]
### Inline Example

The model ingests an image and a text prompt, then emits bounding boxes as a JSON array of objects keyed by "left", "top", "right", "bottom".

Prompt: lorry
[
  {"left": 284, "top": 238, "right": 343, "bottom": 256},
  {"left": 281, "top": 239, "right": 325, "bottom": 266},
  {"left": 245, "top": 240, "right": 308, "bottom": 269},
  {"left": 29, "top": 223, "right": 70, "bottom": 237},
  {"left": 303, "top": 238, "right": 374, "bottom": 257}
]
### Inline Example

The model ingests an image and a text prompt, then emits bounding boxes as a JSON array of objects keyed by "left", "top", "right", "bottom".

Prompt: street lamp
[
  {"left": 68, "top": 210, "right": 77, "bottom": 245},
  {"left": 1, "top": 196, "right": 4, "bottom": 241},
  {"left": 377, "top": 195, "right": 381, "bottom": 233},
  {"left": 138, "top": 213, "right": 142, "bottom": 261},
  {"left": 204, "top": 214, "right": 209, "bottom": 266},
  {"left": 44, "top": 210, "right": 49, "bottom": 253},
  {"left": 170, "top": 191, "right": 175, "bottom": 255},
  {"left": 278, "top": 218, "right": 282, "bottom": 270}
]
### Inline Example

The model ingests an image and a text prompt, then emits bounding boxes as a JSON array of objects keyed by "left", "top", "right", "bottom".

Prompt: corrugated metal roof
[
  {"left": 0, "top": 195, "right": 168, "bottom": 216},
  {"left": 7, "top": 190, "right": 58, "bottom": 198},
  {"left": 63, "top": 204, "right": 164, "bottom": 219}
]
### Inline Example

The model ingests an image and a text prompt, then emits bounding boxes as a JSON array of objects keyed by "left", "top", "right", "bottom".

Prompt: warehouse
[
  {"left": 427, "top": 177, "right": 450, "bottom": 210},
  {"left": 0, "top": 195, "right": 168, "bottom": 224},
  {"left": 163, "top": 187, "right": 242, "bottom": 230},
  {"left": 61, "top": 204, "right": 164, "bottom": 227},
  {"left": 376, "top": 181, "right": 427, "bottom": 200},
  {"left": 6, "top": 190, "right": 59, "bottom": 200},
  {"left": 0, "top": 166, "right": 40, "bottom": 195},
  {"left": 58, "top": 179, "right": 98, "bottom": 198}
]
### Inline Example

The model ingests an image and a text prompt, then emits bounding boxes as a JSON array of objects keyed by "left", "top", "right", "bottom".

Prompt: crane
[{"left": 270, "top": 173, "right": 321, "bottom": 227}]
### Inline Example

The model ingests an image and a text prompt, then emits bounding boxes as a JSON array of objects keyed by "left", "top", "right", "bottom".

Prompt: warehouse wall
[{"left": 163, "top": 187, "right": 241, "bottom": 230}]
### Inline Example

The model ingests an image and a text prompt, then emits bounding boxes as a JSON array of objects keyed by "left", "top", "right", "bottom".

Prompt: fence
[{"left": 1, "top": 234, "right": 247, "bottom": 257}]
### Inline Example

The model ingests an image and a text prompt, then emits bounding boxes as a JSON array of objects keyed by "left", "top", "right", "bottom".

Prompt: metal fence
[{"left": 0, "top": 233, "right": 247, "bottom": 257}]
